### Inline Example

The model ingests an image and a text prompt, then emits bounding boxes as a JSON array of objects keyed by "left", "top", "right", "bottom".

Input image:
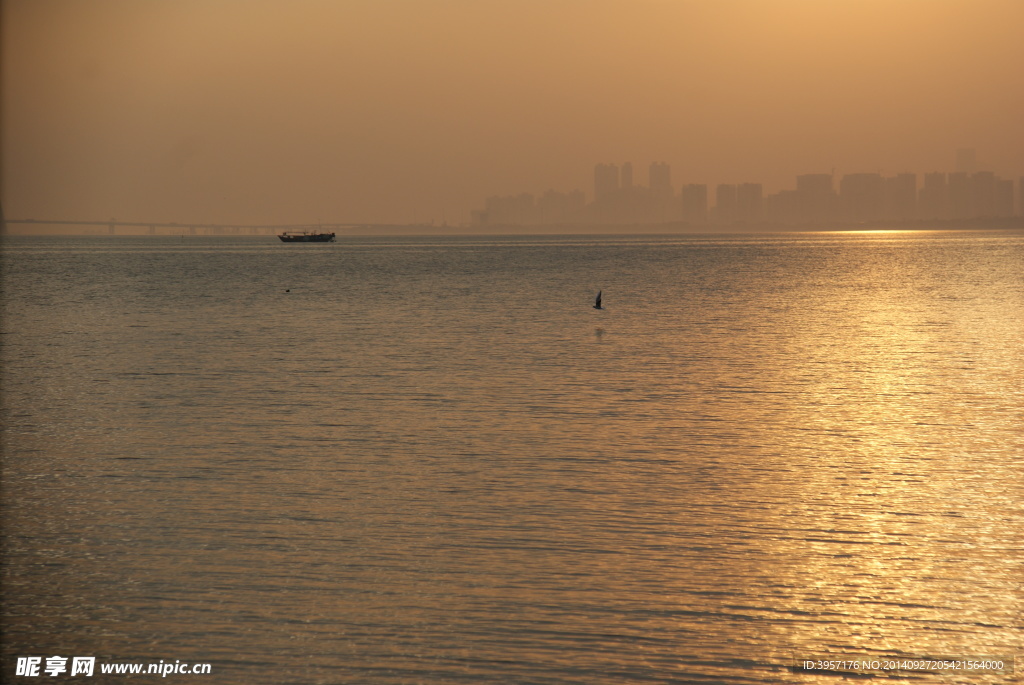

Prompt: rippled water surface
[{"left": 2, "top": 231, "right": 1022, "bottom": 683}]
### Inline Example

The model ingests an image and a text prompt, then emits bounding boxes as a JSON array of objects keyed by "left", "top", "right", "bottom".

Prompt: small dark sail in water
[{"left": 593, "top": 290, "right": 603, "bottom": 309}]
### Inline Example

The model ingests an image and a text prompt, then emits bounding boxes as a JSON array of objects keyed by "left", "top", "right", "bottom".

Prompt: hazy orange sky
[{"left": 3, "top": 0, "right": 1022, "bottom": 226}]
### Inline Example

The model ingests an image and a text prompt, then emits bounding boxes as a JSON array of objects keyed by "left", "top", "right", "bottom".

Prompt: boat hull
[{"left": 278, "top": 232, "right": 336, "bottom": 242}]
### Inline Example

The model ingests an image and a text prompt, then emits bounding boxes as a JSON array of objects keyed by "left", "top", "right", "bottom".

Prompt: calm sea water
[{"left": 2, "top": 231, "right": 1022, "bottom": 683}]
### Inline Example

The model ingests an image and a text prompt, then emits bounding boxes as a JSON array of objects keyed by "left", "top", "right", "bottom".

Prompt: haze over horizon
[{"left": 3, "top": 0, "right": 1022, "bottom": 228}]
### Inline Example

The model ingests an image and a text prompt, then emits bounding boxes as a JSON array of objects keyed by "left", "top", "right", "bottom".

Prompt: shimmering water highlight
[{"left": 2, "top": 231, "right": 1021, "bottom": 683}]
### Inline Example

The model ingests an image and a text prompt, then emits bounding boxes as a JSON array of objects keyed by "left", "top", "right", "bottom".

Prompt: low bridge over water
[{"left": 2, "top": 218, "right": 413, "bottom": 235}]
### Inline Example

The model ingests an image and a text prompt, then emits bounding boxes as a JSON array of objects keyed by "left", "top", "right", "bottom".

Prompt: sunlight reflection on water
[{"left": 2, "top": 231, "right": 1021, "bottom": 683}]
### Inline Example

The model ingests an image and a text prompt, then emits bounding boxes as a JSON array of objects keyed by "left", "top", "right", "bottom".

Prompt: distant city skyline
[
  {"left": 3, "top": 1, "right": 1023, "bottom": 228},
  {"left": 474, "top": 150, "right": 1022, "bottom": 228}
]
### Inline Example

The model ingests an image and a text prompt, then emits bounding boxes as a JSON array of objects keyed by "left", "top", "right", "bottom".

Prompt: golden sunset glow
[
  {"left": 3, "top": 0, "right": 1022, "bottom": 227},
  {"left": 4, "top": 2, "right": 1023, "bottom": 681}
]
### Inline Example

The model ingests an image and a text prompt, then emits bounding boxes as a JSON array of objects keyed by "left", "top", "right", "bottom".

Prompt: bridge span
[{"left": 2, "top": 218, "right": 417, "bottom": 235}]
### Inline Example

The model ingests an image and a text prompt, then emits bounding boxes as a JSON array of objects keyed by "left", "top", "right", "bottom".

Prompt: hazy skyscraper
[
  {"left": 538, "top": 189, "right": 586, "bottom": 224},
  {"left": 735, "top": 183, "right": 763, "bottom": 223},
  {"left": 649, "top": 162, "right": 672, "bottom": 198},
  {"left": 919, "top": 172, "right": 949, "bottom": 220},
  {"left": 993, "top": 179, "right": 1014, "bottom": 218},
  {"left": 795, "top": 173, "right": 836, "bottom": 223},
  {"left": 948, "top": 172, "right": 972, "bottom": 219},
  {"left": 714, "top": 184, "right": 737, "bottom": 224},
  {"left": 485, "top": 193, "right": 536, "bottom": 225},
  {"left": 840, "top": 173, "right": 884, "bottom": 222},
  {"left": 884, "top": 173, "right": 917, "bottom": 221},
  {"left": 972, "top": 171, "right": 996, "bottom": 217},
  {"left": 955, "top": 148, "right": 977, "bottom": 174},
  {"left": 621, "top": 162, "right": 634, "bottom": 190},
  {"left": 765, "top": 190, "right": 799, "bottom": 224},
  {"left": 680, "top": 184, "right": 708, "bottom": 224},
  {"left": 594, "top": 164, "right": 620, "bottom": 202}
]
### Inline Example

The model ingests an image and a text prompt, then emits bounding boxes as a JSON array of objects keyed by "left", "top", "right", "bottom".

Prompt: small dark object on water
[{"left": 278, "top": 231, "right": 336, "bottom": 242}]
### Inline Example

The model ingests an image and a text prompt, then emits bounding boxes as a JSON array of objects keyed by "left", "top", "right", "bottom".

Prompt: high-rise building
[
  {"left": 919, "top": 172, "right": 948, "bottom": 220},
  {"left": 972, "top": 172, "right": 996, "bottom": 217},
  {"left": 621, "top": 162, "right": 633, "bottom": 190},
  {"left": 955, "top": 148, "right": 977, "bottom": 174},
  {"left": 765, "top": 190, "right": 799, "bottom": 224},
  {"left": 680, "top": 184, "right": 708, "bottom": 224},
  {"left": 884, "top": 173, "right": 917, "bottom": 221},
  {"left": 796, "top": 173, "right": 836, "bottom": 223},
  {"left": 714, "top": 184, "right": 737, "bottom": 224},
  {"left": 948, "top": 172, "right": 972, "bottom": 219},
  {"left": 485, "top": 193, "right": 536, "bottom": 225},
  {"left": 993, "top": 179, "right": 1014, "bottom": 218},
  {"left": 649, "top": 162, "right": 672, "bottom": 199},
  {"left": 538, "top": 189, "right": 586, "bottom": 224},
  {"left": 594, "top": 163, "right": 620, "bottom": 202},
  {"left": 839, "top": 173, "right": 884, "bottom": 222},
  {"left": 736, "top": 183, "right": 763, "bottom": 223}
]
